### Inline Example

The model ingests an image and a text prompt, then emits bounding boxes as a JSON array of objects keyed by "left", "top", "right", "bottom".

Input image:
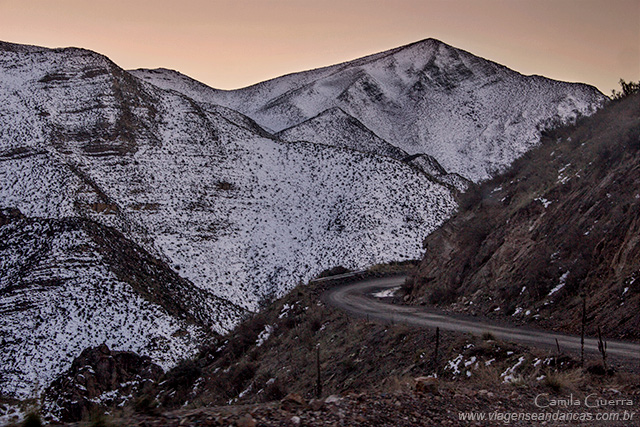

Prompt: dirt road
[{"left": 324, "top": 275, "right": 640, "bottom": 366}]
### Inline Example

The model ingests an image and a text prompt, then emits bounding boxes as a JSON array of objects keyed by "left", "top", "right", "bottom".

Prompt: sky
[{"left": 0, "top": 0, "right": 638, "bottom": 95}]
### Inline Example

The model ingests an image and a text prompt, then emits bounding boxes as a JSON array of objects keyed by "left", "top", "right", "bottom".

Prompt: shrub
[
  {"left": 611, "top": 79, "right": 640, "bottom": 100},
  {"left": 227, "top": 361, "right": 257, "bottom": 396},
  {"left": 481, "top": 331, "right": 495, "bottom": 341},
  {"left": 262, "top": 377, "right": 287, "bottom": 402},
  {"left": 88, "top": 412, "right": 113, "bottom": 427},
  {"left": 402, "top": 276, "right": 415, "bottom": 294},
  {"left": 21, "top": 413, "right": 42, "bottom": 427},
  {"left": 133, "top": 394, "right": 160, "bottom": 415},
  {"left": 164, "top": 358, "right": 202, "bottom": 390},
  {"left": 543, "top": 372, "right": 564, "bottom": 392},
  {"left": 428, "top": 285, "right": 458, "bottom": 305}
]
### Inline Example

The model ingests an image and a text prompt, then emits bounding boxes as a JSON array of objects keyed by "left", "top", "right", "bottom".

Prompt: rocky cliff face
[
  {"left": 408, "top": 94, "right": 640, "bottom": 340},
  {"left": 43, "top": 344, "right": 164, "bottom": 422}
]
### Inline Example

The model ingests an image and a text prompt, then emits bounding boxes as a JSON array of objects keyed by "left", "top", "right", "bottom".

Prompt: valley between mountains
[{"left": 0, "top": 37, "right": 616, "bottom": 423}]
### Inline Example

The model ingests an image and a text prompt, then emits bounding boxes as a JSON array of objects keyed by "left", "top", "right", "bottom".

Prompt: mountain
[
  {"left": 406, "top": 93, "right": 640, "bottom": 340},
  {"left": 0, "top": 209, "right": 222, "bottom": 400},
  {"left": 0, "top": 40, "right": 457, "bottom": 400},
  {"left": 132, "top": 38, "right": 606, "bottom": 182},
  {"left": 275, "top": 106, "right": 407, "bottom": 160},
  {"left": 274, "top": 107, "right": 469, "bottom": 190}
]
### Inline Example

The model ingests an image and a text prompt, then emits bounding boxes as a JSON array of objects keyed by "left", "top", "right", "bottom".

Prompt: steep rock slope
[
  {"left": 0, "top": 210, "right": 217, "bottom": 400},
  {"left": 407, "top": 94, "right": 640, "bottom": 340},
  {"left": 133, "top": 39, "right": 606, "bottom": 181}
]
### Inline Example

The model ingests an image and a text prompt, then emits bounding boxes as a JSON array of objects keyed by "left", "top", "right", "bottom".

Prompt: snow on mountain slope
[
  {"left": 0, "top": 41, "right": 457, "bottom": 398},
  {"left": 275, "top": 107, "right": 407, "bottom": 159},
  {"left": 133, "top": 39, "right": 606, "bottom": 182},
  {"left": 130, "top": 68, "right": 471, "bottom": 189},
  {"left": 0, "top": 211, "right": 209, "bottom": 400},
  {"left": 273, "top": 108, "right": 469, "bottom": 191}
]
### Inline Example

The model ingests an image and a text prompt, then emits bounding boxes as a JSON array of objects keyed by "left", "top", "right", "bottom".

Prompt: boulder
[{"left": 414, "top": 376, "right": 439, "bottom": 394}]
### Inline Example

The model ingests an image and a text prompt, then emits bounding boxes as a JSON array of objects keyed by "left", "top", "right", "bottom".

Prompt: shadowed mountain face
[
  {"left": 133, "top": 38, "right": 606, "bottom": 182},
  {"left": 408, "top": 93, "right": 640, "bottom": 340}
]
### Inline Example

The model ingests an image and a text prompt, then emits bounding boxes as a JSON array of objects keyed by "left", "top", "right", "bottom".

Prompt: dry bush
[
  {"left": 542, "top": 369, "right": 584, "bottom": 393},
  {"left": 380, "top": 375, "right": 413, "bottom": 393},
  {"left": 261, "top": 377, "right": 288, "bottom": 402},
  {"left": 226, "top": 361, "right": 257, "bottom": 396},
  {"left": 471, "top": 364, "right": 502, "bottom": 388},
  {"left": 480, "top": 331, "right": 495, "bottom": 341}
]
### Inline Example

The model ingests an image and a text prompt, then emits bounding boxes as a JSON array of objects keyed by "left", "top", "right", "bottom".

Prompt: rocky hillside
[
  {"left": 35, "top": 268, "right": 639, "bottom": 425},
  {"left": 407, "top": 93, "right": 640, "bottom": 340},
  {"left": 133, "top": 38, "right": 606, "bottom": 182}
]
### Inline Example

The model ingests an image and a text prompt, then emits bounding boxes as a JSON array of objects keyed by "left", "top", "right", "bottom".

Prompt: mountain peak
[{"left": 186, "top": 39, "right": 605, "bottom": 181}]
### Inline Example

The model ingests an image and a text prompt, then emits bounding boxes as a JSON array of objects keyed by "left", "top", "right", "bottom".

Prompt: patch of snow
[
  {"left": 535, "top": 197, "right": 552, "bottom": 208},
  {"left": 372, "top": 286, "right": 400, "bottom": 298},
  {"left": 256, "top": 325, "right": 274, "bottom": 347},
  {"left": 445, "top": 354, "right": 464, "bottom": 375},
  {"left": 548, "top": 271, "right": 569, "bottom": 296},
  {"left": 464, "top": 356, "right": 477, "bottom": 367},
  {"left": 501, "top": 356, "right": 526, "bottom": 383}
]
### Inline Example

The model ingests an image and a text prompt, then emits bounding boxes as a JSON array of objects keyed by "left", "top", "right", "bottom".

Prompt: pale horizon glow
[{"left": 0, "top": 0, "right": 638, "bottom": 95}]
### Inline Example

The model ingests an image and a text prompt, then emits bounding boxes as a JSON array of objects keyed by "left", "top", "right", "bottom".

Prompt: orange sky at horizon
[{"left": 0, "top": 0, "right": 638, "bottom": 95}]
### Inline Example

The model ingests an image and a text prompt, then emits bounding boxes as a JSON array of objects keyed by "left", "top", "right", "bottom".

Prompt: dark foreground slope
[
  {"left": 407, "top": 93, "right": 640, "bottom": 340},
  {"left": 37, "top": 268, "right": 639, "bottom": 426}
]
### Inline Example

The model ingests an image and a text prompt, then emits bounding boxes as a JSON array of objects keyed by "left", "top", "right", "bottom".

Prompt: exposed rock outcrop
[{"left": 44, "top": 344, "right": 163, "bottom": 422}]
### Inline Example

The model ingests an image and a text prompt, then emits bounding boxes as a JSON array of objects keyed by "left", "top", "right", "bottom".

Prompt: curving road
[{"left": 323, "top": 275, "right": 640, "bottom": 366}]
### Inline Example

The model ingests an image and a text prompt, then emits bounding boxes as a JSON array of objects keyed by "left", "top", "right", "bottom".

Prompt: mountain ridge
[{"left": 132, "top": 37, "right": 606, "bottom": 181}]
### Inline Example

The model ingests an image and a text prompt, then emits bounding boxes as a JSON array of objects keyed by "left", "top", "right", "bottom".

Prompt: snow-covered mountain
[
  {"left": 133, "top": 38, "right": 606, "bottom": 182},
  {"left": 276, "top": 107, "right": 406, "bottom": 159},
  {"left": 0, "top": 40, "right": 458, "bottom": 400},
  {"left": 0, "top": 210, "right": 222, "bottom": 399}
]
